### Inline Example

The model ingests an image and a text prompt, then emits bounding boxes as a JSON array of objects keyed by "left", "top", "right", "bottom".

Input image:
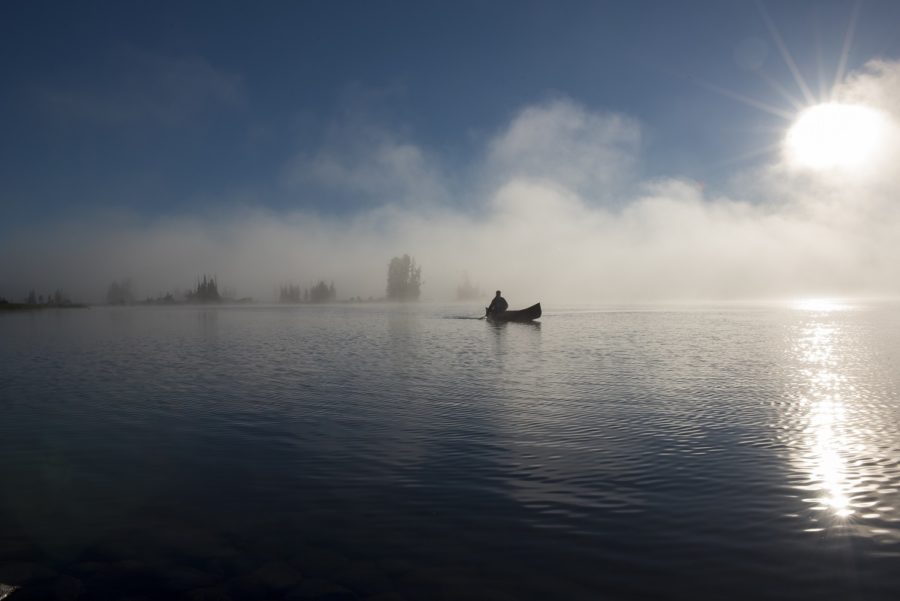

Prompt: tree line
[
  {"left": 25, "top": 289, "right": 73, "bottom": 305},
  {"left": 280, "top": 254, "right": 426, "bottom": 303},
  {"left": 278, "top": 281, "right": 336, "bottom": 303},
  {"left": 26, "top": 254, "right": 431, "bottom": 307},
  {"left": 0, "top": 288, "right": 80, "bottom": 311},
  {"left": 106, "top": 275, "right": 224, "bottom": 305}
]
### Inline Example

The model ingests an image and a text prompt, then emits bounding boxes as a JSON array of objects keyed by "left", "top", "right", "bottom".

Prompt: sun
[
  {"left": 701, "top": 3, "right": 900, "bottom": 177},
  {"left": 784, "top": 103, "right": 889, "bottom": 171}
]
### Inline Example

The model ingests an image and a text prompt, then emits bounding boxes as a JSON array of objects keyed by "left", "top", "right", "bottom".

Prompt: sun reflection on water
[
  {"left": 782, "top": 303, "right": 900, "bottom": 541},
  {"left": 794, "top": 318, "right": 854, "bottom": 520},
  {"left": 791, "top": 298, "right": 852, "bottom": 313},
  {"left": 809, "top": 398, "right": 851, "bottom": 517}
]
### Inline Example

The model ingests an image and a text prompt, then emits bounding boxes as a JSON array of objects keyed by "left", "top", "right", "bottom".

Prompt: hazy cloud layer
[
  {"left": 4, "top": 61, "right": 900, "bottom": 304},
  {"left": 485, "top": 99, "right": 641, "bottom": 198},
  {"left": 282, "top": 121, "right": 449, "bottom": 207}
]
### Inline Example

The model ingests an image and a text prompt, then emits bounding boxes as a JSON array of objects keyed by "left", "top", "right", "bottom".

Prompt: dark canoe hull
[{"left": 486, "top": 302, "right": 541, "bottom": 322}]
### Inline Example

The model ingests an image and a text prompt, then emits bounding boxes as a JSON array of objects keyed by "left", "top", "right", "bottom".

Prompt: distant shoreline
[{"left": 0, "top": 303, "right": 88, "bottom": 312}]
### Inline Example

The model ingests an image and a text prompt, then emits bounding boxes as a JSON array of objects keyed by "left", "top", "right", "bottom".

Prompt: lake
[{"left": 2, "top": 302, "right": 900, "bottom": 600}]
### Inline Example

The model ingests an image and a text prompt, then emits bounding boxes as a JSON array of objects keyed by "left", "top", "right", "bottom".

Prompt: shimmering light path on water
[{"left": 1, "top": 303, "right": 900, "bottom": 600}]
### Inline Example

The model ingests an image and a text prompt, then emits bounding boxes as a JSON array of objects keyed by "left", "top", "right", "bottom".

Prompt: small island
[
  {"left": 2, "top": 253, "right": 433, "bottom": 311},
  {"left": 0, "top": 289, "right": 86, "bottom": 312}
]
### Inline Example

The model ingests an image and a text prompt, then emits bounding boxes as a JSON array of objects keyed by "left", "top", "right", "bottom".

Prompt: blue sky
[
  {"left": 3, "top": 0, "right": 899, "bottom": 227},
  {"left": 4, "top": 1, "right": 900, "bottom": 303}
]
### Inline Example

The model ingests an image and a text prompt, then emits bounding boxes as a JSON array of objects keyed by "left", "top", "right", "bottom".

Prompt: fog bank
[{"left": 4, "top": 62, "right": 900, "bottom": 305}]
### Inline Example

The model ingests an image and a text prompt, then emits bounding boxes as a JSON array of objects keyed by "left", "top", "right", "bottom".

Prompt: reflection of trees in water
[{"left": 196, "top": 308, "right": 219, "bottom": 339}]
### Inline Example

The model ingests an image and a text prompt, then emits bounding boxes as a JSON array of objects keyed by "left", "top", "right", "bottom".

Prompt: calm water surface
[{"left": 2, "top": 303, "right": 900, "bottom": 600}]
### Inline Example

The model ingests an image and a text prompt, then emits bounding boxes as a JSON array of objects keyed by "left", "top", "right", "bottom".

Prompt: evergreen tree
[
  {"left": 280, "top": 283, "right": 301, "bottom": 303},
  {"left": 456, "top": 272, "right": 482, "bottom": 301},
  {"left": 309, "top": 280, "right": 335, "bottom": 303},
  {"left": 187, "top": 275, "right": 221, "bottom": 302},
  {"left": 107, "top": 279, "right": 135, "bottom": 304},
  {"left": 386, "top": 254, "right": 422, "bottom": 301}
]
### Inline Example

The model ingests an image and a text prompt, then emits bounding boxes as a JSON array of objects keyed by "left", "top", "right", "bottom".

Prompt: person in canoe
[{"left": 486, "top": 290, "right": 508, "bottom": 317}]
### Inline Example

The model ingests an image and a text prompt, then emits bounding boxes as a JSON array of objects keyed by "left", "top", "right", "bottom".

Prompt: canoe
[{"left": 486, "top": 302, "right": 542, "bottom": 322}]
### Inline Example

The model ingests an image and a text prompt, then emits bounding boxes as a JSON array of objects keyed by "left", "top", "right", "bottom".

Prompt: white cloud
[
  {"left": 281, "top": 118, "right": 448, "bottom": 207},
  {"left": 838, "top": 59, "right": 900, "bottom": 116},
  {"left": 5, "top": 63, "right": 900, "bottom": 305},
  {"left": 485, "top": 98, "right": 641, "bottom": 199}
]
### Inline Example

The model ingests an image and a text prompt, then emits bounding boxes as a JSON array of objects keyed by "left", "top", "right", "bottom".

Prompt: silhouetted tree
[
  {"left": 456, "top": 272, "right": 482, "bottom": 301},
  {"left": 387, "top": 254, "right": 422, "bottom": 301},
  {"left": 308, "top": 280, "right": 336, "bottom": 303},
  {"left": 280, "top": 283, "right": 302, "bottom": 303},
  {"left": 186, "top": 275, "right": 221, "bottom": 303},
  {"left": 142, "top": 292, "right": 173, "bottom": 304},
  {"left": 107, "top": 279, "right": 135, "bottom": 305},
  {"left": 27, "top": 289, "right": 37, "bottom": 305}
]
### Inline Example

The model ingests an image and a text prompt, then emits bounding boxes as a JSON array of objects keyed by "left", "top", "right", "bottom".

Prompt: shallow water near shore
[{"left": 2, "top": 302, "right": 900, "bottom": 600}]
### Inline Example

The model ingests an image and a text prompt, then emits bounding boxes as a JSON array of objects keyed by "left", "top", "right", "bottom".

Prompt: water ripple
[{"left": 2, "top": 303, "right": 900, "bottom": 599}]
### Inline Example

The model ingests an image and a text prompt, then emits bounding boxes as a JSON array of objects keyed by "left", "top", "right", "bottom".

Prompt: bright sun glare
[{"left": 785, "top": 103, "right": 888, "bottom": 171}]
